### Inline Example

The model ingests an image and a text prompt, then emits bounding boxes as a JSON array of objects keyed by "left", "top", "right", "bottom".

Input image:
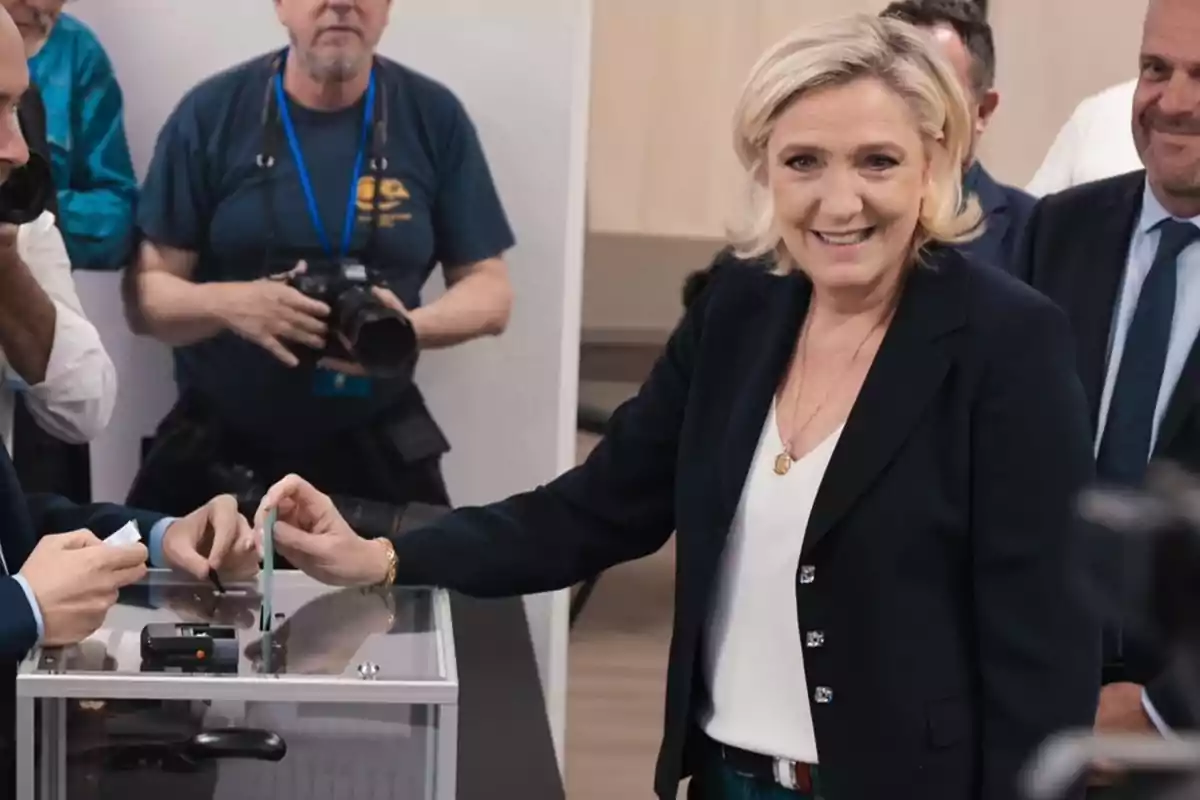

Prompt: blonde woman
[{"left": 256, "top": 14, "right": 1100, "bottom": 800}]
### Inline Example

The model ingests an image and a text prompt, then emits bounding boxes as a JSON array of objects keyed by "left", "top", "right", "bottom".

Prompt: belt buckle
[
  {"left": 774, "top": 757, "right": 798, "bottom": 791},
  {"left": 775, "top": 758, "right": 814, "bottom": 793}
]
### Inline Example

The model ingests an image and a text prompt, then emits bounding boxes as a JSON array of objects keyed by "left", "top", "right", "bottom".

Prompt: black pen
[{"left": 207, "top": 567, "right": 226, "bottom": 594}]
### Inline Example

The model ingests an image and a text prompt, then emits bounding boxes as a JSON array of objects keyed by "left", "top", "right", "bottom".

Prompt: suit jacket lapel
[
  {"left": 717, "top": 273, "right": 808, "bottom": 520},
  {"left": 714, "top": 253, "right": 965, "bottom": 554},
  {"left": 803, "top": 252, "right": 964, "bottom": 554},
  {"left": 1057, "top": 173, "right": 1143, "bottom": 429},
  {"left": 0, "top": 445, "right": 33, "bottom": 573},
  {"left": 1157, "top": 337, "right": 1200, "bottom": 455},
  {"left": 970, "top": 164, "right": 1010, "bottom": 255}
]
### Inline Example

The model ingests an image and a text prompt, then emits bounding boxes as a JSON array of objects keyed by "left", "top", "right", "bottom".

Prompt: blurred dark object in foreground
[{"left": 1025, "top": 462, "right": 1200, "bottom": 800}]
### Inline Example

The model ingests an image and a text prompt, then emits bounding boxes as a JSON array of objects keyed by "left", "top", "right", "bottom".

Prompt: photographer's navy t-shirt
[{"left": 137, "top": 52, "right": 515, "bottom": 444}]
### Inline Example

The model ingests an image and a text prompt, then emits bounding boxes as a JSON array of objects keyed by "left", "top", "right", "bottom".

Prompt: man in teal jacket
[{"left": 3, "top": 0, "right": 135, "bottom": 271}]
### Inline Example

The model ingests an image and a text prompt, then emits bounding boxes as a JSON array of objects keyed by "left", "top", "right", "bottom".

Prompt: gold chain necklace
[{"left": 773, "top": 313, "right": 887, "bottom": 476}]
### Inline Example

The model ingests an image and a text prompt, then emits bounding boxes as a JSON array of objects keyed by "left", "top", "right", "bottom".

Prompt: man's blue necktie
[
  {"left": 1097, "top": 218, "right": 1199, "bottom": 485},
  {"left": 1096, "top": 218, "right": 1198, "bottom": 664}
]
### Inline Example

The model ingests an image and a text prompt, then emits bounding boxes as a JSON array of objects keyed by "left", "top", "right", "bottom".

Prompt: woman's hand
[{"left": 254, "top": 474, "right": 391, "bottom": 587}]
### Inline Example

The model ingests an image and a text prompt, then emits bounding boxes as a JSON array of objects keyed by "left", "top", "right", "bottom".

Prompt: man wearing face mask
[
  {"left": 685, "top": 0, "right": 1030, "bottom": 299},
  {"left": 124, "top": 0, "right": 515, "bottom": 519},
  {"left": 1013, "top": 0, "right": 1200, "bottom": 792}
]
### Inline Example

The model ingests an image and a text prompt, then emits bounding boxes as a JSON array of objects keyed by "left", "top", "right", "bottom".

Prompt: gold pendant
[{"left": 774, "top": 452, "right": 793, "bottom": 476}]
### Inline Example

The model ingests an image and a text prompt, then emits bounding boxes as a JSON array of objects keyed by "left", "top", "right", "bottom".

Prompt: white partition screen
[{"left": 68, "top": 0, "right": 592, "bottom": 764}]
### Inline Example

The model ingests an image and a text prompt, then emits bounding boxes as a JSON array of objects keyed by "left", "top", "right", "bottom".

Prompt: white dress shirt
[
  {"left": 0, "top": 210, "right": 117, "bottom": 452},
  {"left": 1026, "top": 80, "right": 1142, "bottom": 197},
  {"left": 1096, "top": 183, "right": 1200, "bottom": 735},
  {"left": 702, "top": 400, "right": 842, "bottom": 764}
]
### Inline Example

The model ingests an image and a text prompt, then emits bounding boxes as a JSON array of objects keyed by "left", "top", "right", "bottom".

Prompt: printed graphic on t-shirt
[{"left": 356, "top": 175, "right": 412, "bottom": 228}]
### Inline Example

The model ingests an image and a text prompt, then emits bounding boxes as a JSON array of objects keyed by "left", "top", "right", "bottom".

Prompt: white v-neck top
[{"left": 701, "top": 400, "right": 842, "bottom": 763}]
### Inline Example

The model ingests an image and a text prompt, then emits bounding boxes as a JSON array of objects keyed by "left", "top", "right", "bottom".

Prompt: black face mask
[{"left": 0, "top": 151, "right": 52, "bottom": 225}]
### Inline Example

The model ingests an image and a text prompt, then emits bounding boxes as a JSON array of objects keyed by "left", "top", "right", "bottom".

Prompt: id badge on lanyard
[{"left": 275, "top": 66, "right": 377, "bottom": 399}]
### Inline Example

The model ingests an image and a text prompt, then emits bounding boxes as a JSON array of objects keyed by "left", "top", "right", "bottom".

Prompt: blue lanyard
[{"left": 274, "top": 69, "right": 376, "bottom": 259}]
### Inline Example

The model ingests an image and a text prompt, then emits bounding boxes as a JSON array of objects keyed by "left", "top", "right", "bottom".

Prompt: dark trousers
[
  {"left": 125, "top": 393, "right": 449, "bottom": 517},
  {"left": 688, "top": 760, "right": 822, "bottom": 800},
  {"left": 11, "top": 395, "right": 91, "bottom": 503}
]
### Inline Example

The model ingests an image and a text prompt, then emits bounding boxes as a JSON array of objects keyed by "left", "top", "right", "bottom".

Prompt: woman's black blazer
[{"left": 393, "top": 246, "right": 1102, "bottom": 800}]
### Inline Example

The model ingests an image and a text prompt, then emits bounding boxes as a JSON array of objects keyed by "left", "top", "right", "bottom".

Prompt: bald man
[{"left": 1013, "top": 1, "right": 1200, "bottom": 793}]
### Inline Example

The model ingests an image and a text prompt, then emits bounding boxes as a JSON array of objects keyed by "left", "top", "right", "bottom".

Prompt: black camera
[
  {"left": 0, "top": 151, "right": 52, "bottom": 226},
  {"left": 287, "top": 260, "right": 417, "bottom": 379}
]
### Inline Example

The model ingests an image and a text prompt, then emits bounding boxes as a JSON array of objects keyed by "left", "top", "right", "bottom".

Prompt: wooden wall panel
[{"left": 586, "top": 0, "right": 1148, "bottom": 239}]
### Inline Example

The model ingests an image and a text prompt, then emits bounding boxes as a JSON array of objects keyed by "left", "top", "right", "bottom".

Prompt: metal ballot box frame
[{"left": 14, "top": 570, "right": 458, "bottom": 800}]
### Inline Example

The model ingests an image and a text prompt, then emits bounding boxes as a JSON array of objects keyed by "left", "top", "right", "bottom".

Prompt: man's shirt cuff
[
  {"left": 148, "top": 517, "right": 176, "bottom": 568},
  {"left": 13, "top": 574, "right": 44, "bottom": 642}
]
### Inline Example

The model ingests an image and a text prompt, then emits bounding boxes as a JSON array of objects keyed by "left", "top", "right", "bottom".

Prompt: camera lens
[{"left": 336, "top": 288, "right": 417, "bottom": 378}]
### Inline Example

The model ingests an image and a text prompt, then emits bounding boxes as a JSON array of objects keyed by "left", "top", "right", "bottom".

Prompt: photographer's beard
[{"left": 292, "top": 31, "right": 371, "bottom": 85}]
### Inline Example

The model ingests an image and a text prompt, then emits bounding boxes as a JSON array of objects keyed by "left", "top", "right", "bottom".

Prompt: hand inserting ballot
[{"left": 254, "top": 474, "right": 392, "bottom": 587}]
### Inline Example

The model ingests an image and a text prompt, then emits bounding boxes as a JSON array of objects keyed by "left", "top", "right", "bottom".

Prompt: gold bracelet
[{"left": 374, "top": 537, "right": 398, "bottom": 588}]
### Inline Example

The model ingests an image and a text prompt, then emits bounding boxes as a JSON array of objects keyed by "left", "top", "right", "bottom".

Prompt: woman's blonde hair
[{"left": 729, "top": 13, "right": 984, "bottom": 268}]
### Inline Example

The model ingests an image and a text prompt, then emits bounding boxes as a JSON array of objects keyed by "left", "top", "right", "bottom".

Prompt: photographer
[{"left": 123, "top": 0, "right": 515, "bottom": 517}]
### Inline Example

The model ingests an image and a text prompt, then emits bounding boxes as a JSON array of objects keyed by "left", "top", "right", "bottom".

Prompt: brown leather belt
[{"left": 717, "top": 742, "right": 816, "bottom": 793}]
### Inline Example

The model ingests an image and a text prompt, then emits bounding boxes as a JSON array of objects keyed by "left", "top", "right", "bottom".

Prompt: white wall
[{"left": 69, "top": 0, "right": 591, "bottom": 766}]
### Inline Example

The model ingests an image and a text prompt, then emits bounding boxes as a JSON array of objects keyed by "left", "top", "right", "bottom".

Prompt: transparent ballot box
[{"left": 15, "top": 570, "right": 458, "bottom": 800}]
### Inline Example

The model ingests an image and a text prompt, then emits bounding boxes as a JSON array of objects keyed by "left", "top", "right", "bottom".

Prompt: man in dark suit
[
  {"left": 1011, "top": 0, "right": 1200, "bottom": 790},
  {"left": 881, "top": 0, "right": 1034, "bottom": 270}
]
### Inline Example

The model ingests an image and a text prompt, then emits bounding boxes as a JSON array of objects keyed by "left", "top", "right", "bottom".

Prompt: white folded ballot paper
[{"left": 102, "top": 520, "right": 142, "bottom": 547}]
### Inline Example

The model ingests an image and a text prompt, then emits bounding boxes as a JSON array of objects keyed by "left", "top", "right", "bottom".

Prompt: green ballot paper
[{"left": 261, "top": 508, "right": 276, "bottom": 632}]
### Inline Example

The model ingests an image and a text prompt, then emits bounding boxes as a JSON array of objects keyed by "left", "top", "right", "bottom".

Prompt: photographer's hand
[{"left": 215, "top": 264, "right": 331, "bottom": 367}]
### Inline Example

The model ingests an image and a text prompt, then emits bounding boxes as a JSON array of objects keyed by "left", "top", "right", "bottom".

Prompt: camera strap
[{"left": 257, "top": 51, "right": 387, "bottom": 270}]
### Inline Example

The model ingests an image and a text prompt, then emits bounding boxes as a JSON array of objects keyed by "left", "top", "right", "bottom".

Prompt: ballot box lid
[{"left": 16, "top": 570, "right": 458, "bottom": 705}]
